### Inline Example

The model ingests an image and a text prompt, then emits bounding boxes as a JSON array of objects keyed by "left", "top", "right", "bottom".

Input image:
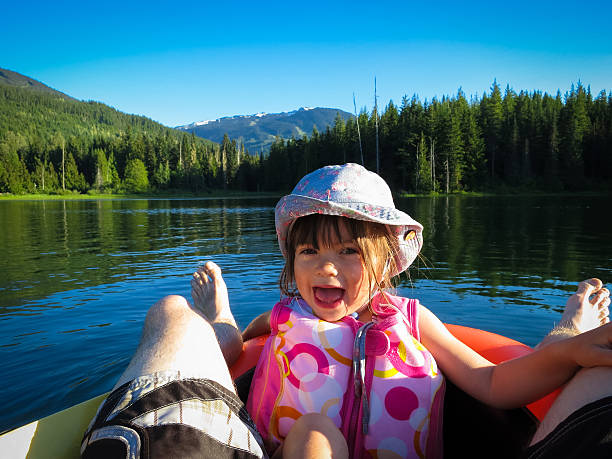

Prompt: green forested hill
[
  {"left": 0, "top": 68, "right": 227, "bottom": 194},
  {"left": 0, "top": 77, "right": 179, "bottom": 140}
]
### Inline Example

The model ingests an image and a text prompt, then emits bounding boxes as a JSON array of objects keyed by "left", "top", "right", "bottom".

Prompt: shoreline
[
  {"left": 1, "top": 188, "right": 610, "bottom": 201},
  {"left": 397, "top": 189, "right": 611, "bottom": 198},
  {"left": 0, "top": 190, "right": 282, "bottom": 201}
]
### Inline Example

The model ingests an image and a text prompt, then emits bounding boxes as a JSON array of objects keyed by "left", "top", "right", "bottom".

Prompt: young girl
[{"left": 237, "top": 163, "right": 611, "bottom": 458}]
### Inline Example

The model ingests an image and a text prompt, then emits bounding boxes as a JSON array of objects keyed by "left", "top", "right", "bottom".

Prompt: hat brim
[{"left": 275, "top": 194, "right": 423, "bottom": 276}]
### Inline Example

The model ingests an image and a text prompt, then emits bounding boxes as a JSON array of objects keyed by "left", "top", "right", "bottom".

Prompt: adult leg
[
  {"left": 530, "top": 278, "right": 610, "bottom": 445},
  {"left": 82, "top": 262, "right": 266, "bottom": 459},
  {"left": 114, "top": 261, "right": 242, "bottom": 391}
]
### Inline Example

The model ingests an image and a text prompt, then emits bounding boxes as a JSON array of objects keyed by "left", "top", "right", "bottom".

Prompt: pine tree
[
  {"left": 123, "top": 158, "right": 149, "bottom": 193},
  {"left": 381, "top": 101, "right": 400, "bottom": 187},
  {"left": 64, "top": 152, "right": 86, "bottom": 192},
  {"left": 0, "top": 132, "right": 30, "bottom": 193},
  {"left": 461, "top": 103, "right": 486, "bottom": 189},
  {"left": 501, "top": 86, "right": 518, "bottom": 182},
  {"left": 106, "top": 151, "right": 120, "bottom": 190},
  {"left": 481, "top": 81, "right": 503, "bottom": 181},
  {"left": 415, "top": 132, "right": 433, "bottom": 192},
  {"left": 94, "top": 148, "right": 108, "bottom": 190},
  {"left": 559, "top": 83, "right": 591, "bottom": 185},
  {"left": 448, "top": 107, "right": 465, "bottom": 191}
]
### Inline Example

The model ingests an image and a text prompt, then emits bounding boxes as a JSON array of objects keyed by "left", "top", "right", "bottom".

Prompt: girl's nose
[{"left": 318, "top": 260, "right": 338, "bottom": 276}]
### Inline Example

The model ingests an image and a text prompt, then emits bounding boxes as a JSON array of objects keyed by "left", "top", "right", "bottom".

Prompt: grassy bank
[
  {"left": 0, "top": 190, "right": 281, "bottom": 201},
  {"left": 2, "top": 187, "right": 610, "bottom": 201},
  {"left": 398, "top": 184, "right": 611, "bottom": 198},
  {"left": 397, "top": 190, "right": 611, "bottom": 198}
]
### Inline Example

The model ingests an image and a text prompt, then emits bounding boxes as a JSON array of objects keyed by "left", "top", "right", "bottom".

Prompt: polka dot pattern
[{"left": 385, "top": 387, "right": 418, "bottom": 421}]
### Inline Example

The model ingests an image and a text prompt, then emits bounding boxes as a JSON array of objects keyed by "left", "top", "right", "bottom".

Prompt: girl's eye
[
  {"left": 341, "top": 247, "right": 359, "bottom": 255},
  {"left": 299, "top": 247, "right": 317, "bottom": 255}
]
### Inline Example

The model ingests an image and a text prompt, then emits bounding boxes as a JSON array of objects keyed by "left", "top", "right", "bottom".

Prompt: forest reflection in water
[{"left": 0, "top": 194, "right": 610, "bottom": 432}]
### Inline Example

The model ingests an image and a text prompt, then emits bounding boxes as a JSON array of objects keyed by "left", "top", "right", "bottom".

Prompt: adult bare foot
[
  {"left": 191, "top": 261, "right": 242, "bottom": 366},
  {"left": 538, "top": 279, "right": 609, "bottom": 348},
  {"left": 557, "top": 278, "right": 610, "bottom": 333},
  {"left": 191, "top": 261, "right": 237, "bottom": 327}
]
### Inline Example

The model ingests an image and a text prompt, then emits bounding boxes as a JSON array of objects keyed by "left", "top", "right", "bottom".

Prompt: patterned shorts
[{"left": 81, "top": 371, "right": 267, "bottom": 458}]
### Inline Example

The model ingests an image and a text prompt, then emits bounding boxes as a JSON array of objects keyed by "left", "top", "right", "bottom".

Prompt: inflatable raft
[{"left": 0, "top": 324, "right": 560, "bottom": 458}]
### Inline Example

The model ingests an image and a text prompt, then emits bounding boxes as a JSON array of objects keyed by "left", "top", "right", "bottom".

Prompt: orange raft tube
[{"left": 229, "top": 323, "right": 560, "bottom": 422}]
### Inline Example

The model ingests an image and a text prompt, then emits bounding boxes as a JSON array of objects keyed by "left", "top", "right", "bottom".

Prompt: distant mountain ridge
[
  {"left": 176, "top": 107, "right": 352, "bottom": 153},
  {"left": 0, "top": 67, "right": 74, "bottom": 100}
]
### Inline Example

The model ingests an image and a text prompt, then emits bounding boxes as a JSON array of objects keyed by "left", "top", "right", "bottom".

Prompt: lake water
[{"left": 1, "top": 195, "right": 611, "bottom": 433}]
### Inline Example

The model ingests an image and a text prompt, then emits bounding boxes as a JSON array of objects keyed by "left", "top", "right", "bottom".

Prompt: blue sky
[{"left": 2, "top": 0, "right": 610, "bottom": 127}]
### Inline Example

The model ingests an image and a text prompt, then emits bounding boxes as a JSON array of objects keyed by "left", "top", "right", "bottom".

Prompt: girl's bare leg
[
  {"left": 530, "top": 278, "right": 611, "bottom": 444},
  {"left": 278, "top": 414, "right": 348, "bottom": 459}
]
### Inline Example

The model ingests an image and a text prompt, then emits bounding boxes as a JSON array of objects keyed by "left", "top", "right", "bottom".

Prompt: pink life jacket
[{"left": 246, "top": 292, "right": 445, "bottom": 458}]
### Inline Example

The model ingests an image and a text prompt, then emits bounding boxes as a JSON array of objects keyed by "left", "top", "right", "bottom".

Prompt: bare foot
[
  {"left": 538, "top": 279, "right": 609, "bottom": 348},
  {"left": 191, "top": 261, "right": 243, "bottom": 366},
  {"left": 558, "top": 278, "right": 610, "bottom": 333},
  {"left": 191, "top": 261, "right": 236, "bottom": 326}
]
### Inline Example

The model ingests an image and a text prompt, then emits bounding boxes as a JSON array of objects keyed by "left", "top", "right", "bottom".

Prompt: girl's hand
[{"left": 565, "top": 322, "right": 612, "bottom": 369}]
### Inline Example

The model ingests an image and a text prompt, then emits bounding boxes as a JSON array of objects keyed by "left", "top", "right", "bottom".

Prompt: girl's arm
[
  {"left": 418, "top": 304, "right": 612, "bottom": 408},
  {"left": 242, "top": 310, "right": 272, "bottom": 341}
]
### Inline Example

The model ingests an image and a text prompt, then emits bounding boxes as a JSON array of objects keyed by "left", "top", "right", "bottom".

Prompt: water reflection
[
  {"left": 0, "top": 198, "right": 279, "bottom": 314},
  {"left": 396, "top": 195, "right": 612, "bottom": 288},
  {"left": 0, "top": 194, "right": 610, "bottom": 432}
]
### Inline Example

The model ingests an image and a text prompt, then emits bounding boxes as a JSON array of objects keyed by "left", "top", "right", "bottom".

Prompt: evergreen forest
[{"left": 1, "top": 79, "right": 611, "bottom": 195}]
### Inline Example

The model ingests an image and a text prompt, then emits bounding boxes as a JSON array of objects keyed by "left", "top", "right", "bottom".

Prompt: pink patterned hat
[{"left": 275, "top": 163, "right": 423, "bottom": 275}]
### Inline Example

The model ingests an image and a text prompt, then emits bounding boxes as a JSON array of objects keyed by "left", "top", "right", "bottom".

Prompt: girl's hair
[{"left": 279, "top": 214, "right": 399, "bottom": 299}]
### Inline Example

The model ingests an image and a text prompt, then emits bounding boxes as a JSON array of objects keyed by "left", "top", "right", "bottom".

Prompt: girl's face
[{"left": 293, "top": 220, "right": 372, "bottom": 322}]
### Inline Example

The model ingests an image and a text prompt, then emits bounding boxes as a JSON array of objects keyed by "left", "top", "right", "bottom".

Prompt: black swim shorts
[
  {"left": 81, "top": 371, "right": 267, "bottom": 458},
  {"left": 524, "top": 395, "right": 612, "bottom": 459}
]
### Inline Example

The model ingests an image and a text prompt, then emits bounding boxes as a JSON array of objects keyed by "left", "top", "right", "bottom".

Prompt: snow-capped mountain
[{"left": 176, "top": 107, "right": 351, "bottom": 153}]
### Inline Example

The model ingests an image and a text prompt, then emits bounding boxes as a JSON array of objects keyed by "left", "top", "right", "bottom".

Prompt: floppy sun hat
[{"left": 275, "top": 163, "right": 423, "bottom": 276}]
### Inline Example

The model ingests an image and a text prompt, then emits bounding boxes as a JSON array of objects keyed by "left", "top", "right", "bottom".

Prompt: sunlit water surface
[{"left": 1, "top": 195, "right": 610, "bottom": 432}]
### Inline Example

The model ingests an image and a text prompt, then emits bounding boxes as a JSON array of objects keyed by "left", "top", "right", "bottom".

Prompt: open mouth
[{"left": 313, "top": 287, "right": 345, "bottom": 307}]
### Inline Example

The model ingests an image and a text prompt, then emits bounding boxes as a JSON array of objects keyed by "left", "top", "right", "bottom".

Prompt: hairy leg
[
  {"left": 278, "top": 414, "right": 348, "bottom": 459},
  {"left": 113, "top": 262, "right": 242, "bottom": 392},
  {"left": 113, "top": 294, "right": 235, "bottom": 391},
  {"left": 530, "top": 278, "right": 611, "bottom": 444}
]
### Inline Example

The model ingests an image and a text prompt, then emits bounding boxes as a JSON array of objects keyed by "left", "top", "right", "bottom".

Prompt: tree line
[
  {"left": 1, "top": 80, "right": 610, "bottom": 195},
  {"left": 264, "top": 81, "right": 611, "bottom": 193}
]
